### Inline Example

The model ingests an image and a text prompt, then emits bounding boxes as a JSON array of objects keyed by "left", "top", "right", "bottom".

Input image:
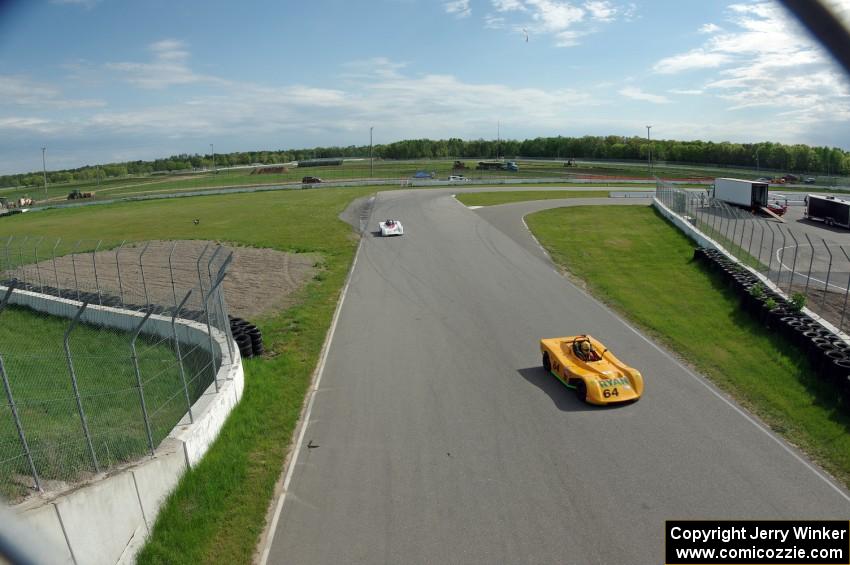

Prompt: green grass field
[
  {"left": 0, "top": 305, "right": 208, "bottom": 501},
  {"left": 526, "top": 205, "right": 850, "bottom": 488},
  {"left": 0, "top": 185, "right": 377, "bottom": 563},
  {"left": 1, "top": 157, "right": 781, "bottom": 206}
]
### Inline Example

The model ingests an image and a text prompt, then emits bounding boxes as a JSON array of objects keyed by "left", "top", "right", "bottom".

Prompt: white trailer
[{"left": 713, "top": 178, "right": 770, "bottom": 209}]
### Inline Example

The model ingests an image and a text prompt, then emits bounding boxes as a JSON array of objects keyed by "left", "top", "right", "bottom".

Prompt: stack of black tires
[
  {"left": 229, "top": 316, "right": 264, "bottom": 358},
  {"left": 694, "top": 247, "right": 850, "bottom": 402}
]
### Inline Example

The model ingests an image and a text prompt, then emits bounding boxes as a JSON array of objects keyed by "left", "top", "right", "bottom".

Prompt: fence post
[
  {"left": 0, "top": 283, "right": 41, "bottom": 493},
  {"left": 91, "top": 240, "right": 102, "bottom": 306},
  {"left": 803, "top": 233, "right": 815, "bottom": 296},
  {"left": 766, "top": 223, "right": 777, "bottom": 279},
  {"left": 70, "top": 240, "right": 82, "bottom": 301},
  {"left": 168, "top": 242, "right": 179, "bottom": 311},
  {"left": 139, "top": 242, "right": 151, "bottom": 308},
  {"left": 130, "top": 309, "right": 156, "bottom": 456},
  {"left": 2, "top": 236, "right": 12, "bottom": 273},
  {"left": 822, "top": 239, "right": 833, "bottom": 310},
  {"left": 195, "top": 243, "right": 211, "bottom": 306},
  {"left": 32, "top": 237, "right": 44, "bottom": 293},
  {"left": 788, "top": 230, "right": 800, "bottom": 293},
  {"left": 63, "top": 302, "right": 100, "bottom": 473},
  {"left": 840, "top": 246, "right": 850, "bottom": 331},
  {"left": 777, "top": 224, "right": 787, "bottom": 286},
  {"left": 115, "top": 240, "right": 126, "bottom": 306},
  {"left": 172, "top": 290, "right": 194, "bottom": 424},
  {"left": 51, "top": 239, "right": 61, "bottom": 297},
  {"left": 203, "top": 273, "right": 228, "bottom": 393},
  {"left": 755, "top": 220, "right": 766, "bottom": 271},
  {"left": 214, "top": 253, "right": 235, "bottom": 363},
  {"left": 17, "top": 236, "right": 28, "bottom": 286}
]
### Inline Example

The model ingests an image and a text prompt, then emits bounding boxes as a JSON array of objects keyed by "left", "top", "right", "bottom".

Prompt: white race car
[{"left": 379, "top": 219, "right": 404, "bottom": 236}]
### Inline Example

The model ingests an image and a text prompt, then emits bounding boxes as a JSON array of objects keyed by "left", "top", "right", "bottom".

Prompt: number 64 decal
[{"left": 602, "top": 388, "right": 619, "bottom": 399}]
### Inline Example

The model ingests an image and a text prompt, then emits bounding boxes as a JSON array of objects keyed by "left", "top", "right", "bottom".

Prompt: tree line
[{"left": 3, "top": 136, "right": 849, "bottom": 188}]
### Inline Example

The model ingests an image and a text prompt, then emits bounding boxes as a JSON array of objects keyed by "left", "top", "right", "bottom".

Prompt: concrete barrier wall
[{"left": 6, "top": 286, "right": 244, "bottom": 565}]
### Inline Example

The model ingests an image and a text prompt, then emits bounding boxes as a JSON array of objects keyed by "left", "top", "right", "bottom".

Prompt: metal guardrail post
[
  {"left": 92, "top": 240, "right": 102, "bottom": 305},
  {"left": 840, "top": 246, "right": 850, "bottom": 331},
  {"left": 214, "top": 253, "right": 235, "bottom": 363},
  {"left": 195, "top": 243, "right": 211, "bottom": 306},
  {"left": 32, "top": 238, "right": 43, "bottom": 293},
  {"left": 172, "top": 290, "right": 194, "bottom": 424},
  {"left": 115, "top": 240, "right": 125, "bottom": 306},
  {"left": 822, "top": 238, "right": 833, "bottom": 310},
  {"left": 16, "top": 237, "right": 28, "bottom": 285},
  {"left": 51, "top": 239, "right": 61, "bottom": 297},
  {"left": 0, "top": 354, "right": 41, "bottom": 493},
  {"left": 803, "top": 233, "right": 815, "bottom": 296},
  {"left": 788, "top": 230, "right": 800, "bottom": 292},
  {"left": 70, "top": 240, "right": 82, "bottom": 301},
  {"left": 130, "top": 308, "right": 156, "bottom": 456},
  {"left": 203, "top": 273, "right": 228, "bottom": 393},
  {"left": 63, "top": 302, "right": 100, "bottom": 473},
  {"left": 775, "top": 225, "right": 787, "bottom": 286},
  {"left": 0, "top": 284, "right": 38, "bottom": 492},
  {"left": 168, "top": 242, "right": 179, "bottom": 311},
  {"left": 139, "top": 242, "right": 151, "bottom": 308},
  {"left": 2, "top": 236, "right": 12, "bottom": 273}
]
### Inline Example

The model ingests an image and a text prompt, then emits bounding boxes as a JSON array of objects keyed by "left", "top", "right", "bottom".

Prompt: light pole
[
  {"left": 754, "top": 146, "right": 761, "bottom": 174},
  {"left": 369, "top": 127, "right": 374, "bottom": 178},
  {"left": 210, "top": 144, "right": 216, "bottom": 174},
  {"left": 41, "top": 147, "right": 48, "bottom": 199},
  {"left": 645, "top": 125, "right": 652, "bottom": 177}
]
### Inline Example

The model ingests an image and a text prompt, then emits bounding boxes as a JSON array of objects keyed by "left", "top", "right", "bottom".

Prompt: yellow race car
[{"left": 540, "top": 334, "right": 644, "bottom": 405}]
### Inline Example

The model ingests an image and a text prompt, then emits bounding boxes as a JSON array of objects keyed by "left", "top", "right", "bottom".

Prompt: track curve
[{"left": 266, "top": 189, "right": 850, "bottom": 565}]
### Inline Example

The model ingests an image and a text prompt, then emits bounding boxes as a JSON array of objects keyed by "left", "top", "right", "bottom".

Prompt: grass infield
[
  {"left": 526, "top": 205, "right": 850, "bottom": 489},
  {"left": 455, "top": 190, "right": 645, "bottom": 207},
  {"left": 0, "top": 186, "right": 377, "bottom": 563}
]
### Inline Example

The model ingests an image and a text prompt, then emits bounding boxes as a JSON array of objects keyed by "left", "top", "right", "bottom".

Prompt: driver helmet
[{"left": 580, "top": 341, "right": 591, "bottom": 355}]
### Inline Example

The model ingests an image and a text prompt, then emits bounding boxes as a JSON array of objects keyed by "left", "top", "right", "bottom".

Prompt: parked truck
[
  {"left": 713, "top": 177, "right": 787, "bottom": 217},
  {"left": 805, "top": 194, "right": 850, "bottom": 228}
]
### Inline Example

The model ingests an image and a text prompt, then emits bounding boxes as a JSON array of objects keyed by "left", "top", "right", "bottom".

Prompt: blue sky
[{"left": 1, "top": 0, "right": 849, "bottom": 174}]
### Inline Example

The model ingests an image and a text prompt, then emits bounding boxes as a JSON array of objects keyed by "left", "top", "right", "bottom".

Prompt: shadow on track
[{"left": 516, "top": 367, "right": 604, "bottom": 412}]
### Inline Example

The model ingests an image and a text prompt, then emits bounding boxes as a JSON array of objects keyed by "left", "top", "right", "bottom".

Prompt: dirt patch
[{"left": 9, "top": 240, "right": 318, "bottom": 321}]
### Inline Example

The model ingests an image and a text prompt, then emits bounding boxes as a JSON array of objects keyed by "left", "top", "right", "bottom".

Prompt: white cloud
[
  {"left": 669, "top": 88, "right": 704, "bottom": 95},
  {"left": 106, "top": 39, "right": 224, "bottom": 89},
  {"left": 444, "top": 0, "right": 471, "bottom": 18},
  {"left": 0, "top": 75, "right": 105, "bottom": 109},
  {"left": 653, "top": 50, "right": 731, "bottom": 74},
  {"left": 652, "top": 1, "right": 850, "bottom": 121},
  {"left": 584, "top": 0, "right": 617, "bottom": 22},
  {"left": 699, "top": 23, "right": 722, "bottom": 34},
  {"left": 620, "top": 87, "right": 670, "bottom": 104},
  {"left": 493, "top": 0, "right": 526, "bottom": 10},
  {"left": 482, "top": 0, "right": 633, "bottom": 47}
]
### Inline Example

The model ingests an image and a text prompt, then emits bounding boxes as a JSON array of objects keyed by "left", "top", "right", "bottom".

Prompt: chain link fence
[
  {"left": 0, "top": 237, "right": 234, "bottom": 502},
  {"left": 656, "top": 181, "right": 850, "bottom": 331}
]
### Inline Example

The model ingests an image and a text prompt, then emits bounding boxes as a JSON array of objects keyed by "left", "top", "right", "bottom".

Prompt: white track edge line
[
  {"left": 258, "top": 229, "right": 365, "bottom": 565},
  {"left": 519, "top": 211, "right": 850, "bottom": 504}
]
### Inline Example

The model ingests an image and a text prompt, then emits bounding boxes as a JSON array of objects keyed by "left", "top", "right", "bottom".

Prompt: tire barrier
[
  {"left": 228, "top": 316, "right": 264, "bottom": 358},
  {"left": 694, "top": 246, "right": 850, "bottom": 408}
]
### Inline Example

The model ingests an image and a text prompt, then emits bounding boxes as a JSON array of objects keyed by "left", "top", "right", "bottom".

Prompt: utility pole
[
  {"left": 41, "top": 147, "right": 48, "bottom": 199},
  {"left": 210, "top": 144, "right": 216, "bottom": 174},
  {"left": 755, "top": 146, "right": 760, "bottom": 174},
  {"left": 645, "top": 126, "right": 652, "bottom": 177},
  {"left": 369, "top": 126, "right": 374, "bottom": 178},
  {"left": 497, "top": 120, "right": 500, "bottom": 160}
]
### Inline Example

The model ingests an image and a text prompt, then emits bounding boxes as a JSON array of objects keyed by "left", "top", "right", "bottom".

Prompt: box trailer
[
  {"left": 805, "top": 194, "right": 850, "bottom": 228},
  {"left": 713, "top": 178, "right": 770, "bottom": 209}
]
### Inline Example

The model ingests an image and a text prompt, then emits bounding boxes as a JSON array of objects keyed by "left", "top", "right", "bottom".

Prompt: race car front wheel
[
  {"left": 576, "top": 381, "right": 588, "bottom": 403},
  {"left": 542, "top": 352, "right": 551, "bottom": 372}
]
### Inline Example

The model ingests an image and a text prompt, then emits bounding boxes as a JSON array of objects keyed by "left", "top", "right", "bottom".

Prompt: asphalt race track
[{"left": 266, "top": 189, "right": 850, "bottom": 565}]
